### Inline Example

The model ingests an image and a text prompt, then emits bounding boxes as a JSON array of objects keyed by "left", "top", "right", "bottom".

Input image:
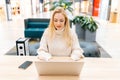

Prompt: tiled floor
[{"left": 0, "top": 16, "right": 120, "bottom": 58}]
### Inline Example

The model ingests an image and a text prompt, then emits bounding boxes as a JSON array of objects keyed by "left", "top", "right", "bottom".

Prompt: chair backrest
[
  {"left": 24, "top": 18, "right": 50, "bottom": 28},
  {"left": 24, "top": 18, "right": 50, "bottom": 38},
  {"left": 24, "top": 18, "right": 72, "bottom": 38}
]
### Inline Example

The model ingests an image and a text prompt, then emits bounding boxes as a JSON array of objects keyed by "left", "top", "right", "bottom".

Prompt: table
[{"left": 0, "top": 56, "right": 120, "bottom": 80}]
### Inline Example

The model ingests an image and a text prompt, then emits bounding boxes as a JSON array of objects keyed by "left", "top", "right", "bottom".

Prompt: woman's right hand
[{"left": 38, "top": 51, "right": 52, "bottom": 61}]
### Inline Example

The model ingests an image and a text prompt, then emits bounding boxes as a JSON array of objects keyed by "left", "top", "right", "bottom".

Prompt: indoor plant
[
  {"left": 72, "top": 16, "right": 85, "bottom": 39},
  {"left": 43, "top": 0, "right": 73, "bottom": 15},
  {"left": 72, "top": 15, "right": 98, "bottom": 41}
]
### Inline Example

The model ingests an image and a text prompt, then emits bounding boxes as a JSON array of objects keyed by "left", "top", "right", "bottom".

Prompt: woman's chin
[{"left": 56, "top": 28, "right": 61, "bottom": 30}]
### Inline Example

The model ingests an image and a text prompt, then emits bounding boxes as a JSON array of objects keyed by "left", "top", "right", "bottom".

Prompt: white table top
[{"left": 0, "top": 56, "right": 120, "bottom": 80}]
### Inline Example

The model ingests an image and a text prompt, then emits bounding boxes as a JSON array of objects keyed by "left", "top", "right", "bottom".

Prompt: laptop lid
[{"left": 34, "top": 60, "right": 84, "bottom": 76}]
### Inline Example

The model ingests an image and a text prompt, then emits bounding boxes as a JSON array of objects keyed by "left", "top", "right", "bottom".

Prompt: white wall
[
  {"left": 20, "top": 0, "right": 32, "bottom": 18},
  {"left": 99, "top": 0, "right": 110, "bottom": 20},
  {"left": 31, "top": 0, "right": 37, "bottom": 15}
]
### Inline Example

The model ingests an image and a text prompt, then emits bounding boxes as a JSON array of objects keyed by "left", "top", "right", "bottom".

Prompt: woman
[{"left": 37, "top": 7, "right": 84, "bottom": 61}]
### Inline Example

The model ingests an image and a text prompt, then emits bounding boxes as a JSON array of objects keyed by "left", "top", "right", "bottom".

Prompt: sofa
[
  {"left": 24, "top": 18, "right": 50, "bottom": 38},
  {"left": 24, "top": 18, "right": 72, "bottom": 39}
]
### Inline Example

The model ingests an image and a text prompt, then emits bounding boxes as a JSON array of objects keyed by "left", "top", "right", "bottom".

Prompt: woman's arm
[
  {"left": 70, "top": 30, "right": 84, "bottom": 60},
  {"left": 37, "top": 29, "right": 52, "bottom": 61}
]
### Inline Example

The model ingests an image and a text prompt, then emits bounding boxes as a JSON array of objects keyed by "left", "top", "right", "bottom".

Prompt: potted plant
[
  {"left": 72, "top": 15, "right": 99, "bottom": 42},
  {"left": 43, "top": 0, "right": 73, "bottom": 15},
  {"left": 72, "top": 16, "right": 85, "bottom": 40}
]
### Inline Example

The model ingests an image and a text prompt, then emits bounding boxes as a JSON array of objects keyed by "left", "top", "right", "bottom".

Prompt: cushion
[
  {"left": 24, "top": 28, "right": 45, "bottom": 38},
  {"left": 80, "top": 42, "right": 100, "bottom": 57},
  {"left": 29, "top": 42, "right": 40, "bottom": 56},
  {"left": 28, "top": 22, "right": 49, "bottom": 28}
]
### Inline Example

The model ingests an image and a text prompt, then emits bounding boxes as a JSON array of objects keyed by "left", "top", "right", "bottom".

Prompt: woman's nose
[{"left": 57, "top": 21, "right": 61, "bottom": 25}]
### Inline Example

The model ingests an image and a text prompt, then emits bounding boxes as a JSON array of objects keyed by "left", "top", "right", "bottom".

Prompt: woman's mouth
[{"left": 57, "top": 26, "right": 61, "bottom": 28}]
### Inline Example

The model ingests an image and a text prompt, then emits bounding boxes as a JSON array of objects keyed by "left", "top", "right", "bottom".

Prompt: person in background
[{"left": 37, "top": 7, "right": 84, "bottom": 61}]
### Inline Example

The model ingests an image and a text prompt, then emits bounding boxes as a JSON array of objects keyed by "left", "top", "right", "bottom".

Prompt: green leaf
[
  {"left": 72, "top": 16, "right": 98, "bottom": 32},
  {"left": 50, "top": 6, "right": 57, "bottom": 11},
  {"left": 67, "top": 7, "right": 73, "bottom": 14},
  {"left": 43, "top": 0, "right": 73, "bottom": 15},
  {"left": 43, "top": 2, "right": 51, "bottom": 7}
]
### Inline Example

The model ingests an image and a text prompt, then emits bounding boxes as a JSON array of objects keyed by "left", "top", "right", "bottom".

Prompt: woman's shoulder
[
  {"left": 43, "top": 28, "right": 50, "bottom": 36},
  {"left": 44, "top": 28, "right": 50, "bottom": 33}
]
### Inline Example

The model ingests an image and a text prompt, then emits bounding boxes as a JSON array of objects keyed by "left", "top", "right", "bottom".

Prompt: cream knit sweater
[{"left": 37, "top": 28, "right": 84, "bottom": 59}]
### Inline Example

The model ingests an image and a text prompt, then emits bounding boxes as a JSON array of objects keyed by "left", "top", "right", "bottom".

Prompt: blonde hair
[{"left": 48, "top": 7, "right": 73, "bottom": 47}]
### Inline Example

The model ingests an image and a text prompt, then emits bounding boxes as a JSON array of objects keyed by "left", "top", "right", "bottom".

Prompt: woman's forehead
[{"left": 54, "top": 13, "right": 65, "bottom": 19}]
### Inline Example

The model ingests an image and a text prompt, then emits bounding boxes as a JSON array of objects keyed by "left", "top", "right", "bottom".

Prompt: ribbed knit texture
[{"left": 37, "top": 28, "right": 84, "bottom": 58}]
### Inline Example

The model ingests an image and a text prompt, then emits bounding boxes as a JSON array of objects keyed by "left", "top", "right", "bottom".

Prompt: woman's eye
[
  {"left": 54, "top": 20, "right": 57, "bottom": 22},
  {"left": 60, "top": 20, "right": 64, "bottom": 22},
  {"left": 54, "top": 19, "right": 64, "bottom": 23}
]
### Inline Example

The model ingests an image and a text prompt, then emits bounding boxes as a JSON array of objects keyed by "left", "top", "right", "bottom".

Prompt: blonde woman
[{"left": 37, "top": 7, "right": 84, "bottom": 61}]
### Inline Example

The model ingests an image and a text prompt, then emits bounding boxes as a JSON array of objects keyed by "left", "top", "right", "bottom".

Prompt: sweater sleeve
[
  {"left": 37, "top": 29, "right": 52, "bottom": 60},
  {"left": 70, "top": 30, "right": 84, "bottom": 60}
]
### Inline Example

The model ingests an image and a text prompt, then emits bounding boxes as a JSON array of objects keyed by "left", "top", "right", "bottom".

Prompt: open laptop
[{"left": 34, "top": 59, "right": 84, "bottom": 76}]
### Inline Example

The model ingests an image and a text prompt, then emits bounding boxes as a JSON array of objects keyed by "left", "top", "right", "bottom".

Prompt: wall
[
  {"left": 99, "top": 0, "right": 110, "bottom": 20},
  {"left": 20, "top": 0, "right": 32, "bottom": 18}
]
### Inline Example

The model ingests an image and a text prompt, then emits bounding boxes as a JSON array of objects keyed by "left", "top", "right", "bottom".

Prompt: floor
[
  {"left": 0, "top": 16, "right": 120, "bottom": 58},
  {"left": 0, "top": 18, "right": 24, "bottom": 55},
  {"left": 96, "top": 19, "right": 120, "bottom": 58}
]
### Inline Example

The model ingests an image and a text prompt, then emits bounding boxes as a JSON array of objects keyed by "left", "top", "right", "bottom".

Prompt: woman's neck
[{"left": 55, "top": 27, "right": 65, "bottom": 31}]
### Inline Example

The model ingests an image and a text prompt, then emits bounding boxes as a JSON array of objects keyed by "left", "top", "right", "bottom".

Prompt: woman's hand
[
  {"left": 38, "top": 51, "right": 52, "bottom": 61},
  {"left": 71, "top": 54, "right": 84, "bottom": 61}
]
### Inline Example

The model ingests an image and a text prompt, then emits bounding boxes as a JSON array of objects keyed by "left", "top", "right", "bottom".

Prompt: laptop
[{"left": 34, "top": 59, "right": 84, "bottom": 76}]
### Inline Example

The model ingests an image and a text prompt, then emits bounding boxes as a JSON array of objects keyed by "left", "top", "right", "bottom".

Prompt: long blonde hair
[{"left": 48, "top": 7, "right": 73, "bottom": 47}]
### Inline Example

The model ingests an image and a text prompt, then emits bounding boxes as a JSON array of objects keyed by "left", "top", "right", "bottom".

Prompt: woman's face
[{"left": 53, "top": 13, "right": 65, "bottom": 30}]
